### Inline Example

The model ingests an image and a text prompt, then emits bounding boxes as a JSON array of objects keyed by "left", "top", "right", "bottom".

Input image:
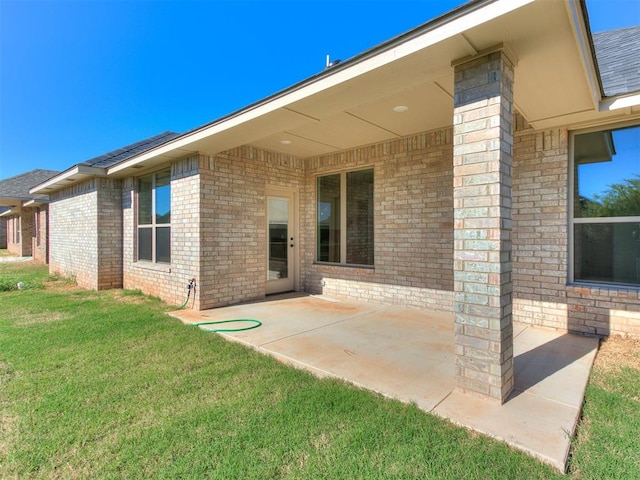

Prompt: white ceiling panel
[
  {"left": 287, "top": 111, "right": 399, "bottom": 151},
  {"left": 250, "top": 132, "right": 338, "bottom": 158},
  {"left": 103, "top": 0, "right": 616, "bottom": 179},
  {"left": 348, "top": 80, "right": 454, "bottom": 136}
]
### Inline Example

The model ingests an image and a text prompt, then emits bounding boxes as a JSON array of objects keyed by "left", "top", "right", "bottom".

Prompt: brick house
[
  {"left": 0, "top": 208, "right": 7, "bottom": 248},
  {"left": 32, "top": 0, "right": 640, "bottom": 402},
  {"left": 30, "top": 132, "right": 180, "bottom": 289},
  {"left": 0, "top": 169, "right": 60, "bottom": 262}
]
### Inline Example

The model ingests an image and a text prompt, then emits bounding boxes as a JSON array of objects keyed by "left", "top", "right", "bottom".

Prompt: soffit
[
  {"left": 30, "top": 166, "right": 106, "bottom": 195},
  {"left": 110, "top": 0, "right": 608, "bottom": 174},
  {"left": 0, "top": 198, "right": 25, "bottom": 207},
  {"left": 250, "top": 0, "right": 598, "bottom": 157},
  {"left": 0, "top": 205, "right": 21, "bottom": 216}
]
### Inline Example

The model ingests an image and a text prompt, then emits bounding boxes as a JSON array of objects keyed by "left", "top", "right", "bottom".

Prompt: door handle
[{"left": 290, "top": 237, "right": 294, "bottom": 248}]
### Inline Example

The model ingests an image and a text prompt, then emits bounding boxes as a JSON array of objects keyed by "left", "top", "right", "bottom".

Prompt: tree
[{"left": 581, "top": 175, "right": 640, "bottom": 217}]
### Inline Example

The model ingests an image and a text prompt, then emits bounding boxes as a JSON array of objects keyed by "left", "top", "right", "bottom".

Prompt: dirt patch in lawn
[
  {"left": 594, "top": 335, "right": 640, "bottom": 372},
  {"left": 44, "top": 278, "right": 81, "bottom": 292},
  {"left": 104, "top": 290, "right": 150, "bottom": 305},
  {"left": 11, "top": 309, "right": 73, "bottom": 327}
]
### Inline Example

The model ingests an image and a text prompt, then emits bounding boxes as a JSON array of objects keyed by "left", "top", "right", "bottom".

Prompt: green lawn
[
  {"left": 0, "top": 258, "right": 49, "bottom": 291},
  {"left": 1, "top": 262, "right": 638, "bottom": 479}
]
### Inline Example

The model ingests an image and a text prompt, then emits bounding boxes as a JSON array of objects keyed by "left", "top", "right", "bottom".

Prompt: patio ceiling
[{"left": 76, "top": 0, "right": 634, "bottom": 179}]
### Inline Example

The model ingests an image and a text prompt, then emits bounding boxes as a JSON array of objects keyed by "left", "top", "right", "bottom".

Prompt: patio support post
[{"left": 452, "top": 48, "right": 515, "bottom": 403}]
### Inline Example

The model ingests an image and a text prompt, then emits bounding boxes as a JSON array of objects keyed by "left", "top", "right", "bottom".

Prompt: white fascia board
[
  {"left": 565, "top": 0, "right": 602, "bottom": 110},
  {"left": 108, "top": 0, "right": 534, "bottom": 175},
  {"left": 0, "top": 206, "right": 21, "bottom": 217},
  {"left": 600, "top": 92, "right": 640, "bottom": 112},
  {"left": 30, "top": 165, "right": 106, "bottom": 194},
  {"left": 23, "top": 199, "right": 46, "bottom": 207}
]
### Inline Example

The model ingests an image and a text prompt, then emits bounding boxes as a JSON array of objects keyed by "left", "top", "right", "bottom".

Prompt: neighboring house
[
  {"left": 31, "top": 0, "right": 640, "bottom": 403},
  {"left": 31, "top": 131, "right": 180, "bottom": 289},
  {"left": 0, "top": 169, "right": 60, "bottom": 262},
  {"left": 0, "top": 207, "right": 7, "bottom": 248}
]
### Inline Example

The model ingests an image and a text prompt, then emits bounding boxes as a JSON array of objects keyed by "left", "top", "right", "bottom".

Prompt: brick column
[
  {"left": 21, "top": 208, "right": 34, "bottom": 256},
  {"left": 452, "top": 49, "right": 515, "bottom": 403}
]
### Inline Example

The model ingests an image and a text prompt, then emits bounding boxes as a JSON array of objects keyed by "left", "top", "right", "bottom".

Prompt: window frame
[
  {"left": 136, "top": 169, "right": 171, "bottom": 264},
  {"left": 316, "top": 167, "right": 374, "bottom": 267},
  {"left": 569, "top": 122, "right": 640, "bottom": 288}
]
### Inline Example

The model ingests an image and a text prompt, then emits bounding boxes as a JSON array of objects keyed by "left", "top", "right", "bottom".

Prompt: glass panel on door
[{"left": 268, "top": 198, "right": 289, "bottom": 281}]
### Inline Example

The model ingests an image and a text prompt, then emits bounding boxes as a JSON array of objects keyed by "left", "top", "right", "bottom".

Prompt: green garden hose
[
  {"left": 178, "top": 278, "right": 197, "bottom": 310},
  {"left": 192, "top": 319, "right": 262, "bottom": 333},
  {"left": 178, "top": 295, "right": 191, "bottom": 310}
]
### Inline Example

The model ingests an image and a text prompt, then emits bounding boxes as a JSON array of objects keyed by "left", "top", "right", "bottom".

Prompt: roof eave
[
  {"left": 574, "top": 0, "right": 605, "bottom": 102},
  {"left": 23, "top": 199, "right": 48, "bottom": 207},
  {"left": 30, "top": 165, "right": 107, "bottom": 195},
  {"left": 0, "top": 206, "right": 21, "bottom": 217},
  {"left": 562, "top": 0, "right": 603, "bottom": 113},
  {"left": 0, "top": 197, "right": 30, "bottom": 207},
  {"left": 600, "top": 91, "right": 640, "bottom": 112}
]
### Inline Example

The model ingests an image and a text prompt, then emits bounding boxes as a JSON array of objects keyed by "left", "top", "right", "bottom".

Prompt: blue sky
[{"left": 1, "top": 0, "right": 639, "bottom": 180}]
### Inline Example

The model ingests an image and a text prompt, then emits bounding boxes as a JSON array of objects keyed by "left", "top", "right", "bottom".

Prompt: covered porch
[
  {"left": 170, "top": 293, "right": 598, "bottom": 472},
  {"left": 82, "top": 0, "right": 622, "bottom": 407}
]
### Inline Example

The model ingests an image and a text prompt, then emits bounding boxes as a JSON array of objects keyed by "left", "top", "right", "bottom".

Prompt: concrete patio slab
[
  {"left": 258, "top": 305, "right": 455, "bottom": 412},
  {"left": 433, "top": 386, "right": 579, "bottom": 469},
  {"left": 513, "top": 327, "right": 597, "bottom": 407},
  {"left": 169, "top": 293, "right": 598, "bottom": 472}
]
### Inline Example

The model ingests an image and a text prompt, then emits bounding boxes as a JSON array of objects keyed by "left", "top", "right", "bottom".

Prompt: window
[
  {"left": 572, "top": 125, "right": 640, "bottom": 286},
  {"left": 317, "top": 168, "right": 374, "bottom": 266},
  {"left": 138, "top": 170, "right": 171, "bottom": 263}
]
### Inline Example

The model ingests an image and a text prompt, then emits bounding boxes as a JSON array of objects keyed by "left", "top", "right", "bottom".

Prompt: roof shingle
[
  {"left": 81, "top": 131, "right": 181, "bottom": 169},
  {"left": 0, "top": 169, "right": 61, "bottom": 201},
  {"left": 593, "top": 26, "right": 640, "bottom": 97}
]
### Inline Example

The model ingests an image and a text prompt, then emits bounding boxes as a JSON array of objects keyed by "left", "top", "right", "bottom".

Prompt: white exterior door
[{"left": 266, "top": 188, "right": 297, "bottom": 295}]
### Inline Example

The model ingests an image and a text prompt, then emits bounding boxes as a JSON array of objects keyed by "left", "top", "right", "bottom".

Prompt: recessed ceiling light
[
  {"left": 393, "top": 105, "right": 409, "bottom": 113},
  {"left": 280, "top": 140, "right": 292, "bottom": 145}
]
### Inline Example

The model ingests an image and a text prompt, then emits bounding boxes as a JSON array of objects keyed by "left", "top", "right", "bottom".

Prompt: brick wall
[
  {"left": 513, "top": 116, "right": 640, "bottom": 336},
  {"left": 49, "top": 178, "right": 122, "bottom": 289},
  {"left": 31, "top": 206, "right": 48, "bottom": 263},
  {"left": 39, "top": 117, "right": 639, "bottom": 338},
  {"left": 121, "top": 150, "right": 303, "bottom": 309},
  {"left": 200, "top": 146, "right": 304, "bottom": 309},
  {"left": 123, "top": 155, "right": 203, "bottom": 307},
  {"left": 0, "top": 218, "right": 6, "bottom": 249},
  {"left": 303, "top": 128, "right": 454, "bottom": 311},
  {"left": 97, "top": 182, "right": 123, "bottom": 288},
  {"left": 123, "top": 137, "right": 454, "bottom": 312},
  {"left": 21, "top": 210, "right": 34, "bottom": 256},
  {"left": 6, "top": 211, "right": 33, "bottom": 257},
  {"left": 6, "top": 216, "right": 20, "bottom": 256},
  {"left": 50, "top": 182, "right": 98, "bottom": 287}
]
